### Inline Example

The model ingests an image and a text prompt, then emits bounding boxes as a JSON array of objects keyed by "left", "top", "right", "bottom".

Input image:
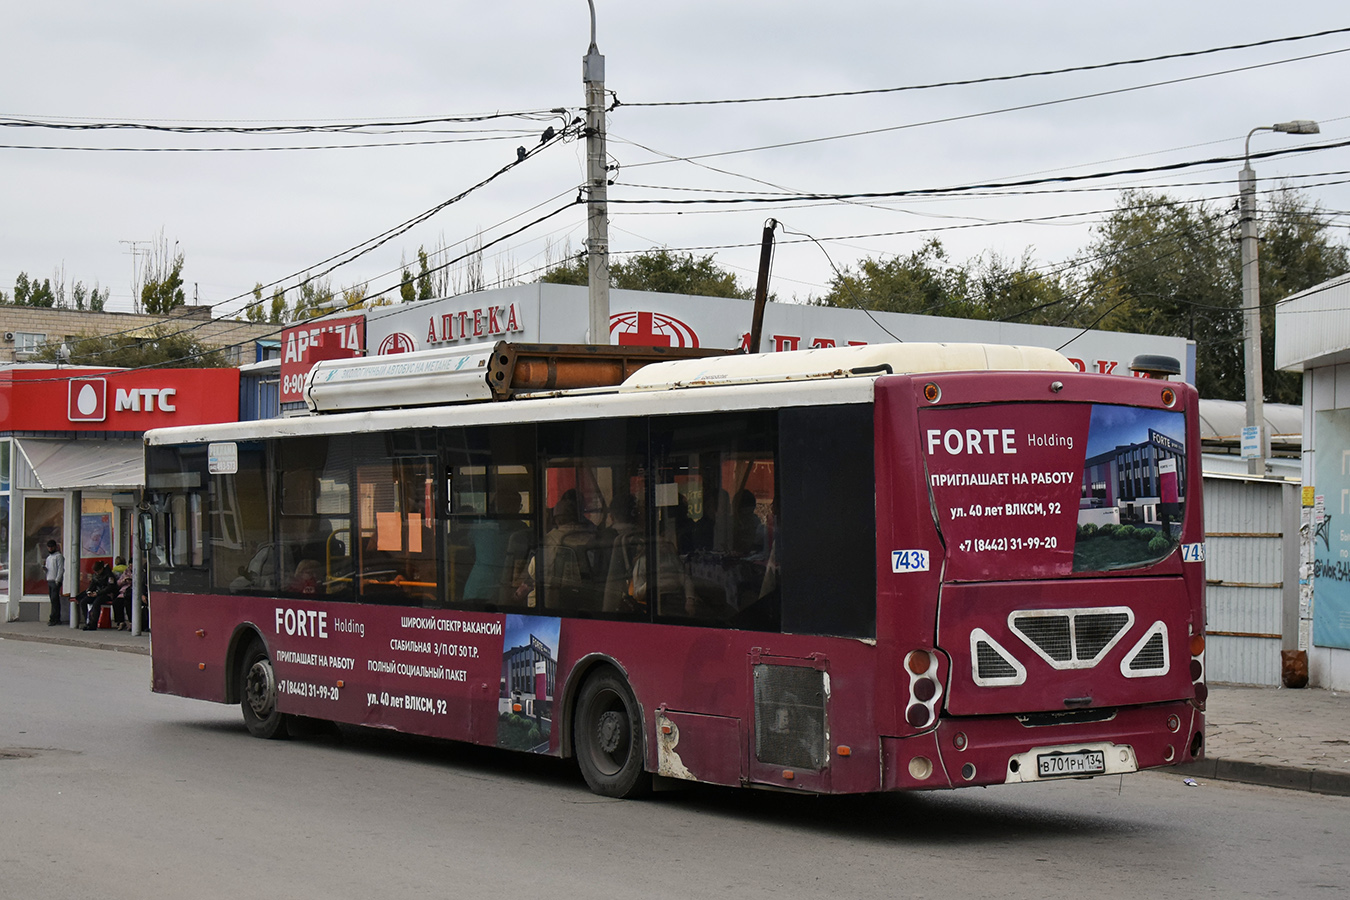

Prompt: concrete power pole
[{"left": 584, "top": 0, "right": 610, "bottom": 344}]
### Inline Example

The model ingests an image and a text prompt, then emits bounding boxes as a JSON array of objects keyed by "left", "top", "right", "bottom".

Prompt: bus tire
[
  {"left": 240, "top": 639, "right": 290, "bottom": 740},
  {"left": 573, "top": 668, "right": 651, "bottom": 798}
]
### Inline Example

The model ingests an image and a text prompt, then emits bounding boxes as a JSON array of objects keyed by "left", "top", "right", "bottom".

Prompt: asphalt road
[{"left": 2, "top": 639, "right": 1346, "bottom": 900}]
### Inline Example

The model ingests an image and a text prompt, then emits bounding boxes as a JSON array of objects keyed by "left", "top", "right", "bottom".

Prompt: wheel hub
[
  {"left": 246, "top": 660, "right": 276, "bottom": 717},
  {"left": 596, "top": 709, "right": 625, "bottom": 754}
]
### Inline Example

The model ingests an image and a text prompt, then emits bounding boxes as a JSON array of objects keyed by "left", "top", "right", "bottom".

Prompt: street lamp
[{"left": 1240, "top": 119, "right": 1319, "bottom": 477}]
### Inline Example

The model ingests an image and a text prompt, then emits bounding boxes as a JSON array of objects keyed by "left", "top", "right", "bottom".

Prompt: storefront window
[
  {"left": 80, "top": 497, "right": 115, "bottom": 592},
  {"left": 23, "top": 496, "right": 63, "bottom": 595}
]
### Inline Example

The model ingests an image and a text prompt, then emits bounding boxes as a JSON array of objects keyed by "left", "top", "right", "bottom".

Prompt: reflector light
[
  {"left": 906, "top": 650, "right": 932, "bottom": 675},
  {"left": 660, "top": 724, "right": 673, "bottom": 735},
  {"left": 923, "top": 382, "right": 941, "bottom": 403},
  {"left": 512, "top": 703, "right": 522, "bottom": 712},
  {"left": 908, "top": 756, "right": 933, "bottom": 780},
  {"left": 1162, "top": 388, "right": 1176, "bottom": 407},
  {"left": 195, "top": 629, "right": 206, "bottom": 638},
  {"left": 913, "top": 677, "right": 937, "bottom": 702},
  {"left": 783, "top": 770, "right": 795, "bottom": 781},
  {"left": 198, "top": 663, "right": 206, "bottom": 670},
  {"left": 336, "top": 680, "right": 345, "bottom": 689},
  {"left": 836, "top": 745, "right": 852, "bottom": 757},
  {"left": 1189, "top": 634, "right": 1206, "bottom": 656}
]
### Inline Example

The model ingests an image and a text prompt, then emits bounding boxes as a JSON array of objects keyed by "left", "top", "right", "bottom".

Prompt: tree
[
  {"left": 1257, "top": 185, "right": 1350, "bottom": 403},
  {"left": 416, "top": 247, "right": 434, "bottom": 301},
  {"left": 1079, "top": 188, "right": 1348, "bottom": 402},
  {"left": 141, "top": 242, "right": 187, "bottom": 314},
  {"left": 399, "top": 264, "right": 416, "bottom": 304},
  {"left": 30, "top": 326, "right": 229, "bottom": 368},
  {"left": 541, "top": 249, "right": 752, "bottom": 299},
  {"left": 815, "top": 239, "right": 975, "bottom": 316},
  {"left": 12, "top": 272, "right": 56, "bottom": 307}
]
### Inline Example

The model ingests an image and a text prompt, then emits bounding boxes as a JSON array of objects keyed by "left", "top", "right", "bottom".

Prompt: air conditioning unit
[{"left": 3, "top": 332, "right": 13, "bottom": 342}]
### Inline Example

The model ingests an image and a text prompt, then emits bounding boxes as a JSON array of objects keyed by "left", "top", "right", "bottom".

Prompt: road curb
[
  {"left": 0, "top": 632, "right": 150, "bottom": 657},
  {"left": 1174, "top": 758, "right": 1350, "bottom": 797}
]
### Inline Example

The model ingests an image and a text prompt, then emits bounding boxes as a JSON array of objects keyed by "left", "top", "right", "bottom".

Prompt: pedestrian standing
[{"left": 44, "top": 540, "right": 65, "bottom": 626}]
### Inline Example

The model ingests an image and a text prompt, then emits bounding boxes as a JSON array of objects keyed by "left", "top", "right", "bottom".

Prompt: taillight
[
  {"left": 905, "top": 649, "right": 943, "bottom": 730},
  {"left": 1189, "top": 629, "right": 1206, "bottom": 710}
]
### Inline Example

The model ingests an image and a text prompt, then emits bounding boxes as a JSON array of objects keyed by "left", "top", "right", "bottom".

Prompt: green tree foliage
[
  {"left": 812, "top": 188, "right": 1346, "bottom": 403},
  {"left": 1081, "top": 188, "right": 1348, "bottom": 402},
  {"left": 399, "top": 265, "right": 416, "bottom": 304},
  {"left": 1079, "top": 191, "right": 1240, "bottom": 399},
  {"left": 70, "top": 281, "right": 107, "bottom": 312},
  {"left": 13, "top": 272, "right": 57, "bottom": 307},
  {"left": 541, "top": 249, "right": 752, "bottom": 299},
  {"left": 416, "top": 248, "right": 434, "bottom": 301},
  {"left": 245, "top": 284, "right": 268, "bottom": 323},
  {"left": 269, "top": 287, "right": 287, "bottom": 325},
  {"left": 31, "top": 326, "right": 229, "bottom": 368},
  {"left": 816, "top": 239, "right": 1073, "bottom": 324},
  {"left": 141, "top": 252, "right": 187, "bottom": 314}
]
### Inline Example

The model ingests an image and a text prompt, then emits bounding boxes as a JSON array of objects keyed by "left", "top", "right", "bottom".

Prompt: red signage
[
  {"left": 0, "top": 367, "right": 239, "bottom": 432},
  {"left": 280, "top": 315, "right": 366, "bottom": 403}
]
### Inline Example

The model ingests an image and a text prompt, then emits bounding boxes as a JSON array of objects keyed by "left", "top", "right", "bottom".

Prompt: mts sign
[{"left": 115, "top": 388, "right": 176, "bottom": 412}]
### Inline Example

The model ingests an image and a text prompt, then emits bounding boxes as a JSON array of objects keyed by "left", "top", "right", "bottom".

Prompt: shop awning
[{"left": 15, "top": 438, "right": 145, "bottom": 491}]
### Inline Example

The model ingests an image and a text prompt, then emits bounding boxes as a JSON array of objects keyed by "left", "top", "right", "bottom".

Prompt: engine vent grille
[
  {"left": 1121, "top": 621, "right": 1170, "bottom": 678},
  {"left": 970, "top": 628, "right": 1027, "bottom": 686},
  {"left": 1010, "top": 607, "right": 1135, "bottom": 670},
  {"left": 753, "top": 665, "right": 826, "bottom": 770}
]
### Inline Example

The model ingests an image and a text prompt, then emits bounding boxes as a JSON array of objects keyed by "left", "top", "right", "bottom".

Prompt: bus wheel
[
  {"left": 574, "top": 668, "right": 651, "bottom": 798},
  {"left": 240, "top": 640, "right": 290, "bottom": 740}
]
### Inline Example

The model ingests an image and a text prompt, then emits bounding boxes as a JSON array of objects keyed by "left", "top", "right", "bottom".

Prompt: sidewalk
[
  {"left": 2, "top": 620, "right": 1346, "bottom": 795},
  {"left": 0, "top": 618, "right": 149, "bottom": 656},
  {"left": 1176, "top": 683, "right": 1350, "bottom": 797}
]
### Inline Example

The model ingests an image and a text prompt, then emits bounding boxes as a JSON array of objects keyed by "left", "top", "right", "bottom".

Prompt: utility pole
[{"left": 583, "top": 0, "right": 610, "bottom": 344}]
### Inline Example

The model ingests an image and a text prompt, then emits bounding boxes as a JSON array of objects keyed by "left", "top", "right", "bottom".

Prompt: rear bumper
[{"left": 882, "top": 699, "right": 1203, "bottom": 790}]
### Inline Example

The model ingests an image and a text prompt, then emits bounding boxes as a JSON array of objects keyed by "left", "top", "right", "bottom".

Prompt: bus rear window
[{"left": 920, "top": 403, "right": 1187, "bottom": 580}]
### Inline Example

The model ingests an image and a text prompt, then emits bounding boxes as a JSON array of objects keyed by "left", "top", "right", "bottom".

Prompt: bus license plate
[{"left": 1037, "top": 750, "right": 1106, "bottom": 778}]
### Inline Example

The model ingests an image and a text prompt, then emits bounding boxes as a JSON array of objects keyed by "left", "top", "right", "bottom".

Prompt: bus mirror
[{"left": 138, "top": 513, "right": 154, "bottom": 551}]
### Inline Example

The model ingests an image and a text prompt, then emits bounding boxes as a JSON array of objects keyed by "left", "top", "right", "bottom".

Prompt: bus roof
[{"left": 148, "top": 341, "right": 1074, "bottom": 446}]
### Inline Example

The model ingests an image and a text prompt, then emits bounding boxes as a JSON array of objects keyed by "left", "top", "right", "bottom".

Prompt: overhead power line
[
  {"left": 619, "top": 25, "right": 1350, "bottom": 107},
  {"left": 620, "top": 46, "right": 1350, "bottom": 168},
  {"left": 0, "top": 109, "right": 569, "bottom": 133},
  {"left": 606, "top": 138, "right": 1350, "bottom": 207}
]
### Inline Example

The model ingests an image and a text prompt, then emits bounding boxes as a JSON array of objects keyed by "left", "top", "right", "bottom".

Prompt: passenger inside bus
[
  {"left": 538, "top": 492, "right": 602, "bottom": 611},
  {"left": 461, "top": 491, "right": 528, "bottom": 605}
]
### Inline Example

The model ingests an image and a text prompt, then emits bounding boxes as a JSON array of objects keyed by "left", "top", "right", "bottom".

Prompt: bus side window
[
  {"left": 538, "top": 418, "right": 646, "bottom": 618},
  {"left": 355, "top": 440, "right": 437, "bottom": 607},
  {"left": 445, "top": 425, "right": 535, "bottom": 611},
  {"left": 278, "top": 435, "right": 353, "bottom": 602},
  {"left": 653, "top": 411, "right": 779, "bottom": 630}
]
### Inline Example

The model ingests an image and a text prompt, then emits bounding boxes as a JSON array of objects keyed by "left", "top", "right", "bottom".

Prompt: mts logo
[{"left": 115, "top": 388, "right": 177, "bottom": 412}]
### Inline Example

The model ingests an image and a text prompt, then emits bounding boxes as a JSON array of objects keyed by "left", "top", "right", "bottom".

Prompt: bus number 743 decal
[{"left": 892, "top": 550, "right": 930, "bottom": 573}]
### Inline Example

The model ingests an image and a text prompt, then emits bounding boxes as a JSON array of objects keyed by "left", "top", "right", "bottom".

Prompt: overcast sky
[{"left": 3, "top": 1, "right": 1348, "bottom": 323}]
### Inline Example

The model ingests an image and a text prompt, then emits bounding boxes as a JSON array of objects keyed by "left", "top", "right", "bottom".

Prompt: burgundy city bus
[{"left": 145, "top": 341, "right": 1206, "bottom": 797}]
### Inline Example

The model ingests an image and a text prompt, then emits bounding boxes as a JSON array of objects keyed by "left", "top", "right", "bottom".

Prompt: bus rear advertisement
[{"left": 145, "top": 342, "right": 1205, "bottom": 797}]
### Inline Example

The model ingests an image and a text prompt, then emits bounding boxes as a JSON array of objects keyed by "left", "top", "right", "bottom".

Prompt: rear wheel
[
  {"left": 240, "top": 640, "right": 290, "bottom": 739},
  {"left": 573, "top": 668, "right": 650, "bottom": 798}
]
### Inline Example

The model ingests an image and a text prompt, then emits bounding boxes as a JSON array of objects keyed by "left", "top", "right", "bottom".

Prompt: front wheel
[
  {"left": 573, "top": 668, "right": 650, "bottom": 798},
  {"left": 240, "top": 640, "right": 290, "bottom": 739}
]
